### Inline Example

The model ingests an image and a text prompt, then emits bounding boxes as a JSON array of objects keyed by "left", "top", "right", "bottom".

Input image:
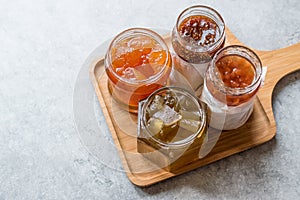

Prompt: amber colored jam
[
  {"left": 216, "top": 55, "right": 255, "bottom": 88},
  {"left": 107, "top": 45, "right": 171, "bottom": 113},
  {"left": 179, "top": 15, "right": 219, "bottom": 46},
  {"left": 111, "top": 48, "right": 167, "bottom": 81},
  {"left": 207, "top": 55, "right": 259, "bottom": 106}
]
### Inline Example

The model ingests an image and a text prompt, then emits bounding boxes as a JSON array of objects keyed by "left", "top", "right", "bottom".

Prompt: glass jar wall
[
  {"left": 105, "top": 28, "right": 172, "bottom": 113},
  {"left": 171, "top": 5, "right": 226, "bottom": 64},
  {"left": 202, "top": 45, "right": 263, "bottom": 130}
]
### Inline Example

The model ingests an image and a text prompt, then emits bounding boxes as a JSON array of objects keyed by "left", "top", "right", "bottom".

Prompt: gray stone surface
[{"left": 0, "top": 0, "right": 300, "bottom": 199}]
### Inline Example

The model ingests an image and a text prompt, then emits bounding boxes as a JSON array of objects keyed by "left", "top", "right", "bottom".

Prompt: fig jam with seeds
[
  {"left": 172, "top": 5, "right": 225, "bottom": 63},
  {"left": 179, "top": 15, "right": 219, "bottom": 47}
]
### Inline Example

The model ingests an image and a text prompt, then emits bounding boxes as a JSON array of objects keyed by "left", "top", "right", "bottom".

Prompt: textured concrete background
[{"left": 1, "top": 0, "right": 300, "bottom": 199}]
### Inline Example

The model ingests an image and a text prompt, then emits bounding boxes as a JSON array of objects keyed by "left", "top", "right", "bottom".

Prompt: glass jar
[
  {"left": 202, "top": 45, "right": 263, "bottom": 130},
  {"left": 137, "top": 86, "right": 207, "bottom": 172},
  {"left": 171, "top": 5, "right": 226, "bottom": 64},
  {"left": 105, "top": 28, "right": 172, "bottom": 113}
]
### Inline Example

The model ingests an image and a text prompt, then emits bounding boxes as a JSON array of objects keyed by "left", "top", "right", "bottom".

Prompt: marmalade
[
  {"left": 111, "top": 48, "right": 168, "bottom": 81},
  {"left": 105, "top": 28, "right": 172, "bottom": 113}
]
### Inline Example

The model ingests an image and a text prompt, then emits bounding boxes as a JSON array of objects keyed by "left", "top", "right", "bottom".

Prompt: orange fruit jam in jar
[
  {"left": 205, "top": 45, "right": 262, "bottom": 106},
  {"left": 105, "top": 28, "right": 172, "bottom": 113},
  {"left": 172, "top": 5, "right": 225, "bottom": 64}
]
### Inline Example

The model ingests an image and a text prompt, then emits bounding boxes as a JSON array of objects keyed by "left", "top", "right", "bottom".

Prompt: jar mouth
[
  {"left": 209, "top": 45, "right": 263, "bottom": 95},
  {"left": 141, "top": 86, "right": 206, "bottom": 148},
  {"left": 175, "top": 5, "right": 225, "bottom": 52},
  {"left": 105, "top": 28, "right": 171, "bottom": 85}
]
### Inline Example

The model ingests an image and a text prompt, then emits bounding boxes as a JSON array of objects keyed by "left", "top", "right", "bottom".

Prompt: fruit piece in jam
[
  {"left": 208, "top": 54, "right": 258, "bottom": 106},
  {"left": 179, "top": 15, "right": 220, "bottom": 47},
  {"left": 106, "top": 34, "right": 172, "bottom": 113},
  {"left": 216, "top": 55, "right": 255, "bottom": 88},
  {"left": 172, "top": 14, "right": 224, "bottom": 63},
  {"left": 145, "top": 91, "right": 203, "bottom": 144},
  {"left": 111, "top": 48, "right": 168, "bottom": 80}
]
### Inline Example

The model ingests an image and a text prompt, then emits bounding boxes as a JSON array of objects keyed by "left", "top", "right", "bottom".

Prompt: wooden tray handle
[
  {"left": 258, "top": 42, "right": 300, "bottom": 86},
  {"left": 256, "top": 43, "right": 300, "bottom": 125}
]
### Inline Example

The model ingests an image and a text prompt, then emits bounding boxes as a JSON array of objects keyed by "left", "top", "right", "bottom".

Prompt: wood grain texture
[{"left": 89, "top": 28, "right": 300, "bottom": 186}]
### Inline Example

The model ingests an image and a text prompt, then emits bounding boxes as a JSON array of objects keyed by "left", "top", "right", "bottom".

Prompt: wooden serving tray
[{"left": 90, "top": 28, "right": 300, "bottom": 186}]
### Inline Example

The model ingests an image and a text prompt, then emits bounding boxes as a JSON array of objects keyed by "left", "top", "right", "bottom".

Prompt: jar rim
[
  {"left": 140, "top": 86, "right": 206, "bottom": 148},
  {"left": 105, "top": 28, "right": 171, "bottom": 85},
  {"left": 175, "top": 5, "right": 226, "bottom": 52},
  {"left": 209, "top": 45, "right": 263, "bottom": 95}
]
